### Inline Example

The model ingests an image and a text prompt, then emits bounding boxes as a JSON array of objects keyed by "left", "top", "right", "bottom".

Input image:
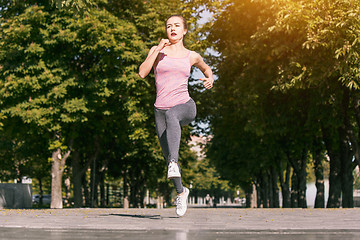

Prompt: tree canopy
[
  {"left": 2, "top": 0, "right": 359, "bottom": 209},
  {"left": 206, "top": 0, "right": 360, "bottom": 208}
]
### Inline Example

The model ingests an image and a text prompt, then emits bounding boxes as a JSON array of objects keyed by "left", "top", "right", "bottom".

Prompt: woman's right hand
[
  {"left": 156, "top": 39, "right": 171, "bottom": 51},
  {"left": 139, "top": 39, "right": 171, "bottom": 78}
]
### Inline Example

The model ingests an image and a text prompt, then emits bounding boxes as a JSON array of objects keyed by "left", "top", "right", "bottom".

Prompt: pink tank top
[{"left": 154, "top": 51, "right": 191, "bottom": 109}]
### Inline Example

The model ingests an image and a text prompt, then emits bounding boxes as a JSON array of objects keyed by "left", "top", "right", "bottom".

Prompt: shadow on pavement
[{"left": 107, "top": 213, "right": 179, "bottom": 219}]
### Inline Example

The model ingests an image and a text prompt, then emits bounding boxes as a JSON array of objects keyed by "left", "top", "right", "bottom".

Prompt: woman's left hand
[{"left": 200, "top": 77, "right": 214, "bottom": 89}]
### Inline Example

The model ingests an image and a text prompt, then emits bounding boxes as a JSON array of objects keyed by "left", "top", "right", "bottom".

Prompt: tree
[
  {"left": 0, "top": 3, "right": 144, "bottom": 208},
  {"left": 267, "top": 0, "right": 360, "bottom": 208},
  {"left": 205, "top": 0, "right": 360, "bottom": 208},
  {"left": 0, "top": 0, "right": 227, "bottom": 209}
]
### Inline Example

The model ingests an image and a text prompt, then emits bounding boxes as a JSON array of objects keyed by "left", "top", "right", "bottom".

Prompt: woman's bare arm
[
  {"left": 138, "top": 39, "right": 171, "bottom": 78},
  {"left": 192, "top": 52, "right": 214, "bottom": 89}
]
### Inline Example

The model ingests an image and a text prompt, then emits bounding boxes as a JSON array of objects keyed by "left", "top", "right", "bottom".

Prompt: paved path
[
  {"left": 0, "top": 208, "right": 360, "bottom": 239},
  {"left": 0, "top": 208, "right": 360, "bottom": 230}
]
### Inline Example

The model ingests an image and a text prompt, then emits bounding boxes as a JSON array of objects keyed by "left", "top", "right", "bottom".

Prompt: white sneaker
[
  {"left": 167, "top": 161, "right": 181, "bottom": 179},
  {"left": 176, "top": 187, "right": 189, "bottom": 217}
]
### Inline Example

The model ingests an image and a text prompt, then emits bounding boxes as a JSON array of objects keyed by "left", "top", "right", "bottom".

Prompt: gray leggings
[{"left": 154, "top": 98, "right": 197, "bottom": 194}]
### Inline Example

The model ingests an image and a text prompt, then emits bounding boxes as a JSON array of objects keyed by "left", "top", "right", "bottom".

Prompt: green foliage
[
  {"left": 0, "top": 2, "right": 151, "bottom": 206},
  {"left": 0, "top": 0, "right": 218, "bottom": 207},
  {"left": 0, "top": 4, "right": 145, "bottom": 144},
  {"left": 205, "top": 0, "right": 360, "bottom": 207},
  {"left": 188, "top": 157, "right": 234, "bottom": 196},
  {"left": 50, "top": 0, "right": 97, "bottom": 11}
]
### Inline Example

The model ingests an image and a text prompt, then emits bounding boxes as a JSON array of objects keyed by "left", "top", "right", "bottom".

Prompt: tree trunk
[
  {"left": 268, "top": 171, "right": 274, "bottom": 208},
  {"left": 340, "top": 126, "right": 353, "bottom": 208},
  {"left": 127, "top": 164, "right": 145, "bottom": 208},
  {"left": 123, "top": 170, "right": 129, "bottom": 209},
  {"left": 64, "top": 177, "right": 71, "bottom": 207},
  {"left": 106, "top": 183, "right": 110, "bottom": 206},
  {"left": 72, "top": 150, "right": 83, "bottom": 207},
  {"left": 99, "top": 170, "right": 105, "bottom": 207},
  {"left": 139, "top": 185, "right": 145, "bottom": 208},
  {"left": 38, "top": 177, "right": 44, "bottom": 205},
  {"left": 341, "top": 151, "right": 353, "bottom": 208},
  {"left": 322, "top": 125, "right": 342, "bottom": 208},
  {"left": 298, "top": 149, "right": 307, "bottom": 208},
  {"left": 271, "top": 167, "right": 280, "bottom": 208},
  {"left": 351, "top": 93, "right": 360, "bottom": 168},
  {"left": 313, "top": 145, "right": 325, "bottom": 208},
  {"left": 90, "top": 156, "right": 97, "bottom": 208},
  {"left": 130, "top": 182, "right": 135, "bottom": 208},
  {"left": 291, "top": 171, "right": 298, "bottom": 208},
  {"left": 287, "top": 149, "right": 307, "bottom": 208},
  {"left": 256, "top": 182, "right": 261, "bottom": 208},
  {"left": 341, "top": 89, "right": 354, "bottom": 208},
  {"left": 257, "top": 176, "right": 263, "bottom": 208},
  {"left": 250, "top": 184, "right": 257, "bottom": 208},
  {"left": 82, "top": 173, "right": 90, "bottom": 207},
  {"left": 288, "top": 148, "right": 307, "bottom": 208},
  {"left": 50, "top": 148, "right": 70, "bottom": 209},
  {"left": 72, "top": 150, "right": 93, "bottom": 207},
  {"left": 323, "top": 87, "right": 355, "bottom": 208},
  {"left": 245, "top": 190, "right": 252, "bottom": 208},
  {"left": 279, "top": 161, "right": 291, "bottom": 208},
  {"left": 90, "top": 137, "right": 100, "bottom": 208},
  {"left": 327, "top": 161, "right": 342, "bottom": 208},
  {"left": 260, "top": 173, "right": 269, "bottom": 208},
  {"left": 244, "top": 183, "right": 254, "bottom": 208},
  {"left": 51, "top": 149, "right": 63, "bottom": 209}
]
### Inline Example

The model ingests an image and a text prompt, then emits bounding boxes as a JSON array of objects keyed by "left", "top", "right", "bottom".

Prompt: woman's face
[{"left": 166, "top": 16, "right": 187, "bottom": 42}]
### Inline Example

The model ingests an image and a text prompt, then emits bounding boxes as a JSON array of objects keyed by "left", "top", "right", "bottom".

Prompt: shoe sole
[{"left": 167, "top": 173, "right": 181, "bottom": 179}]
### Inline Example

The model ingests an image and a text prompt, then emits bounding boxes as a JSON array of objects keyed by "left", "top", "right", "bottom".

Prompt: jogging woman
[{"left": 139, "top": 15, "right": 213, "bottom": 217}]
